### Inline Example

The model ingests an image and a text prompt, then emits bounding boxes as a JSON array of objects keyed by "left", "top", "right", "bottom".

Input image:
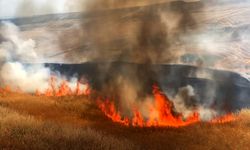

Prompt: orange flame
[
  {"left": 97, "top": 85, "right": 236, "bottom": 127},
  {"left": 0, "top": 76, "right": 90, "bottom": 97},
  {"left": 36, "top": 76, "right": 90, "bottom": 97},
  {"left": 210, "top": 113, "right": 236, "bottom": 124},
  {"left": 98, "top": 100, "right": 130, "bottom": 126},
  {"left": 0, "top": 85, "right": 23, "bottom": 95}
]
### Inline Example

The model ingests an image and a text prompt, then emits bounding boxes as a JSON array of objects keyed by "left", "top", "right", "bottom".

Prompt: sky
[
  {"left": 0, "top": 0, "right": 199, "bottom": 19},
  {"left": 0, "top": 0, "right": 87, "bottom": 19}
]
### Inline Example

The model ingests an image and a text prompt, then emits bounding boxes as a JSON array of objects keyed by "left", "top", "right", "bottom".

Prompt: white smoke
[
  {"left": 0, "top": 0, "right": 88, "bottom": 19},
  {"left": 0, "top": 21, "right": 38, "bottom": 62},
  {"left": 0, "top": 21, "right": 87, "bottom": 93},
  {"left": 1, "top": 62, "right": 50, "bottom": 92},
  {"left": 173, "top": 85, "right": 217, "bottom": 121},
  {"left": 172, "top": 85, "right": 196, "bottom": 118}
]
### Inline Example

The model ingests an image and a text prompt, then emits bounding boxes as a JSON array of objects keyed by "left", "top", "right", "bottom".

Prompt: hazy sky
[
  {"left": 0, "top": 0, "right": 186, "bottom": 19},
  {"left": 0, "top": 0, "right": 87, "bottom": 19}
]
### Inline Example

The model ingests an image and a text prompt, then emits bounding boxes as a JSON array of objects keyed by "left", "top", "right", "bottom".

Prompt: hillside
[{"left": 1, "top": 0, "right": 249, "bottom": 77}]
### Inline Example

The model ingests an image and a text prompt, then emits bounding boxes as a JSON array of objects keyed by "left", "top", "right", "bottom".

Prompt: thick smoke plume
[
  {"left": 75, "top": 0, "right": 223, "bottom": 121},
  {"left": 1, "top": 0, "right": 246, "bottom": 121},
  {"left": 0, "top": 21, "right": 86, "bottom": 93},
  {"left": 63, "top": 0, "right": 201, "bottom": 63},
  {"left": 53, "top": 0, "right": 250, "bottom": 79}
]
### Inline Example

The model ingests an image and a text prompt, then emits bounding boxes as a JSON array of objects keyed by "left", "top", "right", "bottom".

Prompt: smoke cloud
[
  {"left": 0, "top": 21, "right": 87, "bottom": 93},
  {"left": 1, "top": 0, "right": 248, "bottom": 121},
  {"left": 0, "top": 0, "right": 88, "bottom": 19},
  {"left": 78, "top": 0, "right": 242, "bottom": 121},
  {"left": 173, "top": 85, "right": 217, "bottom": 121},
  {"left": 77, "top": 0, "right": 225, "bottom": 121},
  {"left": 62, "top": 0, "right": 201, "bottom": 64}
]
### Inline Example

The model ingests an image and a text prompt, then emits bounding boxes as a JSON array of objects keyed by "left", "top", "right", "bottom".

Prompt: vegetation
[{"left": 0, "top": 93, "right": 249, "bottom": 150}]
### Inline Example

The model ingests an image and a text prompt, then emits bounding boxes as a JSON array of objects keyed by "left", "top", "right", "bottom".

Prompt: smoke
[
  {"left": 173, "top": 85, "right": 196, "bottom": 118},
  {"left": 0, "top": 0, "right": 246, "bottom": 121},
  {"left": 180, "top": 1, "right": 250, "bottom": 79},
  {"left": 173, "top": 85, "right": 217, "bottom": 121},
  {"left": 2, "top": 0, "right": 249, "bottom": 76},
  {"left": 0, "top": 0, "right": 87, "bottom": 19},
  {"left": 62, "top": 0, "right": 202, "bottom": 64},
  {"left": 77, "top": 1, "right": 242, "bottom": 121},
  {"left": 1, "top": 62, "right": 50, "bottom": 92},
  {"left": 77, "top": 0, "right": 217, "bottom": 120},
  {"left": 0, "top": 21, "right": 86, "bottom": 92},
  {"left": 0, "top": 22, "right": 38, "bottom": 62}
]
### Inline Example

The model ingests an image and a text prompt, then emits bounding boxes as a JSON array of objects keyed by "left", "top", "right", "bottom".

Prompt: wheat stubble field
[
  {"left": 1, "top": 1, "right": 250, "bottom": 149},
  {"left": 0, "top": 92, "right": 249, "bottom": 150}
]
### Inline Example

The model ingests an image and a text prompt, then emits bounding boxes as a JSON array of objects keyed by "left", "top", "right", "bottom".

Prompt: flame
[
  {"left": 98, "top": 100, "right": 130, "bottom": 126},
  {"left": 0, "top": 85, "right": 23, "bottom": 95},
  {"left": 210, "top": 113, "right": 236, "bottom": 124},
  {"left": 36, "top": 76, "right": 90, "bottom": 97},
  {"left": 0, "top": 76, "right": 90, "bottom": 97},
  {"left": 0, "top": 76, "right": 236, "bottom": 127},
  {"left": 97, "top": 85, "right": 236, "bottom": 127}
]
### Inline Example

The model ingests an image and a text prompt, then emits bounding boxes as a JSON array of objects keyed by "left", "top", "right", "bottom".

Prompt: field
[
  {"left": 0, "top": 92, "right": 250, "bottom": 150},
  {"left": 1, "top": 1, "right": 250, "bottom": 149},
  {"left": 2, "top": 0, "right": 250, "bottom": 74}
]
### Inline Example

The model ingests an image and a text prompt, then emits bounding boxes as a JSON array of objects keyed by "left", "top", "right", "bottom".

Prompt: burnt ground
[
  {"left": 0, "top": 63, "right": 249, "bottom": 149},
  {"left": 45, "top": 62, "right": 250, "bottom": 112},
  {"left": 0, "top": 63, "right": 250, "bottom": 149}
]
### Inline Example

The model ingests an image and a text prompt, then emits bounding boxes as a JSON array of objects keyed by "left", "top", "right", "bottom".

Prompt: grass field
[{"left": 0, "top": 93, "right": 249, "bottom": 150}]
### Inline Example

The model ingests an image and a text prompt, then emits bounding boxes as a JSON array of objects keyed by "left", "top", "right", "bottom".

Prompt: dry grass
[
  {"left": 0, "top": 93, "right": 250, "bottom": 150},
  {"left": 0, "top": 105, "right": 136, "bottom": 150}
]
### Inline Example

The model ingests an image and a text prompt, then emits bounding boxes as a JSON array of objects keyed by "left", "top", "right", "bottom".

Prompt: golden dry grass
[
  {"left": 0, "top": 93, "right": 250, "bottom": 150},
  {"left": 0, "top": 94, "right": 136, "bottom": 150}
]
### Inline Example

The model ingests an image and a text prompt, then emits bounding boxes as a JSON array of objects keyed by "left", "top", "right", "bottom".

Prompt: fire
[
  {"left": 0, "top": 77, "right": 90, "bottom": 97},
  {"left": 97, "top": 85, "right": 236, "bottom": 127},
  {"left": 0, "top": 86, "right": 12, "bottom": 94},
  {"left": 0, "top": 75, "right": 236, "bottom": 127},
  {"left": 211, "top": 113, "right": 236, "bottom": 124},
  {"left": 98, "top": 100, "right": 130, "bottom": 126},
  {"left": 36, "top": 76, "right": 91, "bottom": 97},
  {"left": 0, "top": 85, "right": 23, "bottom": 95}
]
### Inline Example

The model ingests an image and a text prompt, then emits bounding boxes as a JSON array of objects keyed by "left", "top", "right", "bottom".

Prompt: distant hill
[
  {"left": 45, "top": 62, "right": 250, "bottom": 111},
  {"left": 1, "top": 1, "right": 203, "bottom": 25},
  {"left": 1, "top": 0, "right": 249, "bottom": 76}
]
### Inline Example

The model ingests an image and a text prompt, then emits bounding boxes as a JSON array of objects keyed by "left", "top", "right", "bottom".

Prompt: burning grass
[
  {"left": 0, "top": 92, "right": 249, "bottom": 150},
  {"left": 35, "top": 76, "right": 91, "bottom": 97},
  {"left": 0, "top": 93, "right": 250, "bottom": 149},
  {"left": 0, "top": 80, "right": 246, "bottom": 149},
  {"left": 97, "top": 85, "right": 236, "bottom": 128}
]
